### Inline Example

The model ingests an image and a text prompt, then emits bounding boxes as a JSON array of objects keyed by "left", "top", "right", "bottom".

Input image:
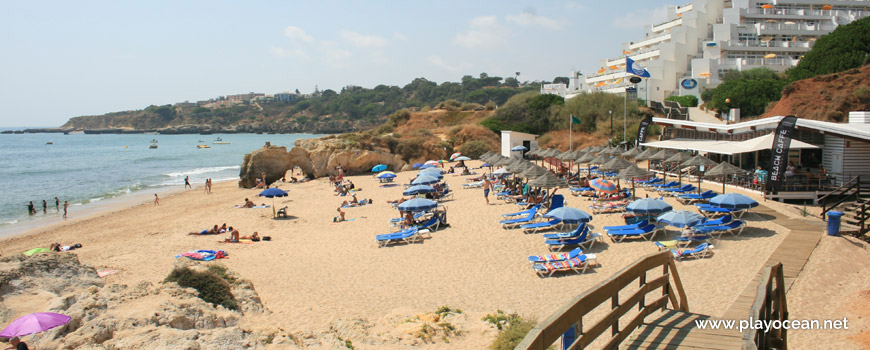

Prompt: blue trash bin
[{"left": 826, "top": 211, "right": 844, "bottom": 236}]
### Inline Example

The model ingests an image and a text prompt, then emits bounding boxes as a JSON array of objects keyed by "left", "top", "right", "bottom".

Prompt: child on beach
[
  {"left": 63, "top": 201, "right": 69, "bottom": 218},
  {"left": 154, "top": 194, "right": 160, "bottom": 205},
  {"left": 335, "top": 207, "right": 345, "bottom": 222}
]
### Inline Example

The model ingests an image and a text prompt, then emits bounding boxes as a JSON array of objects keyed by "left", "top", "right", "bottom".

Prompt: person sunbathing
[
  {"left": 50, "top": 242, "right": 82, "bottom": 252},
  {"left": 224, "top": 227, "right": 240, "bottom": 242},
  {"left": 387, "top": 197, "right": 407, "bottom": 205},
  {"left": 402, "top": 211, "right": 417, "bottom": 228},
  {"left": 189, "top": 224, "right": 220, "bottom": 235},
  {"left": 254, "top": 179, "right": 266, "bottom": 189},
  {"left": 242, "top": 198, "right": 255, "bottom": 208},
  {"left": 335, "top": 207, "right": 346, "bottom": 222},
  {"left": 241, "top": 231, "right": 260, "bottom": 241}
]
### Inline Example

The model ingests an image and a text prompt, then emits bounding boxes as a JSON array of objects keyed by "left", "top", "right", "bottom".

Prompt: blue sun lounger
[
  {"left": 659, "top": 184, "right": 696, "bottom": 195},
  {"left": 635, "top": 178, "right": 662, "bottom": 185},
  {"left": 648, "top": 181, "right": 679, "bottom": 189},
  {"left": 696, "top": 204, "right": 748, "bottom": 218},
  {"left": 693, "top": 220, "right": 746, "bottom": 237},
  {"left": 606, "top": 224, "right": 664, "bottom": 242},
  {"left": 542, "top": 224, "right": 587, "bottom": 240},
  {"left": 376, "top": 227, "right": 422, "bottom": 248},
  {"left": 697, "top": 214, "right": 732, "bottom": 227},
  {"left": 528, "top": 247, "right": 585, "bottom": 264},
  {"left": 501, "top": 204, "right": 541, "bottom": 218},
  {"left": 500, "top": 207, "right": 540, "bottom": 229},
  {"left": 545, "top": 227, "right": 602, "bottom": 251},
  {"left": 603, "top": 219, "right": 649, "bottom": 231},
  {"left": 531, "top": 254, "right": 598, "bottom": 277},
  {"left": 677, "top": 190, "right": 717, "bottom": 204},
  {"left": 671, "top": 242, "right": 714, "bottom": 260},
  {"left": 521, "top": 218, "right": 563, "bottom": 234}
]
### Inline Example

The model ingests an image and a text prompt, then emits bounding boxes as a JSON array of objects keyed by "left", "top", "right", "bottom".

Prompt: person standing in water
[
  {"left": 184, "top": 176, "right": 192, "bottom": 189},
  {"left": 55, "top": 197, "right": 60, "bottom": 211},
  {"left": 42, "top": 200, "right": 47, "bottom": 214},
  {"left": 63, "top": 201, "right": 69, "bottom": 218},
  {"left": 26, "top": 201, "right": 35, "bottom": 215}
]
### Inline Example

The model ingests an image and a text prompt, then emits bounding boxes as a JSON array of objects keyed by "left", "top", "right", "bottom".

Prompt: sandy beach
[{"left": 1, "top": 160, "right": 866, "bottom": 348}]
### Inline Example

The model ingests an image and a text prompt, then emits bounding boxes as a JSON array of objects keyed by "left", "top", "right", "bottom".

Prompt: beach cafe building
[
  {"left": 641, "top": 112, "right": 870, "bottom": 201},
  {"left": 501, "top": 130, "right": 538, "bottom": 157}
]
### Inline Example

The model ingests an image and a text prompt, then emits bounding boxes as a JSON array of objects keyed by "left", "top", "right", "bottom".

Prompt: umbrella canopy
[
  {"left": 481, "top": 162, "right": 492, "bottom": 167},
  {"left": 580, "top": 145, "right": 597, "bottom": 153},
  {"left": 557, "top": 150, "right": 579, "bottom": 161},
  {"left": 397, "top": 198, "right": 438, "bottom": 212},
  {"left": 507, "top": 160, "right": 532, "bottom": 173},
  {"left": 519, "top": 166, "right": 549, "bottom": 179},
  {"left": 419, "top": 167, "right": 444, "bottom": 174},
  {"left": 417, "top": 171, "right": 443, "bottom": 180},
  {"left": 511, "top": 145, "right": 528, "bottom": 151},
  {"left": 680, "top": 154, "right": 717, "bottom": 168},
  {"left": 258, "top": 188, "right": 288, "bottom": 198},
  {"left": 634, "top": 148, "right": 659, "bottom": 161},
  {"left": 705, "top": 161, "right": 747, "bottom": 177},
  {"left": 411, "top": 163, "right": 424, "bottom": 169},
  {"left": 0, "top": 312, "right": 71, "bottom": 338},
  {"left": 371, "top": 164, "right": 387, "bottom": 172},
  {"left": 544, "top": 207, "right": 594, "bottom": 223},
  {"left": 411, "top": 175, "right": 440, "bottom": 185},
  {"left": 590, "top": 154, "right": 612, "bottom": 165},
  {"left": 377, "top": 172, "right": 396, "bottom": 179},
  {"left": 454, "top": 156, "right": 472, "bottom": 161},
  {"left": 480, "top": 151, "right": 493, "bottom": 159},
  {"left": 621, "top": 147, "right": 641, "bottom": 158},
  {"left": 527, "top": 172, "right": 568, "bottom": 188},
  {"left": 403, "top": 185, "right": 436, "bottom": 196},
  {"left": 419, "top": 164, "right": 437, "bottom": 169},
  {"left": 599, "top": 157, "right": 635, "bottom": 172},
  {"left": 647, "top": 149, "right": 675, "bottom": 161},
  {"left": 590, "top": 178, "right": 618, "bottom": 193},
  {"left": 664, "top": 152, "right": 693, "bottom": 164},
  {"left": 617, "top": 164, "right": 653, "bottom": 180},
  {"left": 606, "top": 146, "right": 625, "bottom": 156},
  {"left": 495, "top": 157, "right": 515, "bottom": 166},
  {"left": 657, "top": 210, "right": 706, "bottom": 228},
  {"left": 546, "top": 149, "right": 563, "bottom": 158},
  {"left": 425, "top": 160, "right": 440, "bottom": 165},
  {"left": 709, "top": 193, "right": 759, "bottom": 209},
  {"left": 492, "top": 168, "right": 512, "bottom": 175},
  {"left": 626, "top": 198, "right": 673, "bottom": 215},
  {"left": 449, "top": 152, "right": 462, "bottom": 161},
  {"left": 577, "top": 152, "right": 598, "bottom": 163}
]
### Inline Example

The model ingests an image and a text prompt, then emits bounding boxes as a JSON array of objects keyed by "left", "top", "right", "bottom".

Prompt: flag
[
  {"left": 571, "top": 115, "right": 582, "bottom": 125},
  {"left": 635, "top": 116, "right": 653, "bottom": 149},
  {"left": 626, "top": 57, "right": 651, "bottom": 78},
  {"left": 768, "top": 115, "right": 798, "bottom": 189}
]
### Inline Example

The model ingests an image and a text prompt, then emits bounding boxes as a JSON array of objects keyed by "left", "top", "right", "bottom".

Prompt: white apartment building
[{"left": 544, "top": 0, "right": 870, "bottom": 103}]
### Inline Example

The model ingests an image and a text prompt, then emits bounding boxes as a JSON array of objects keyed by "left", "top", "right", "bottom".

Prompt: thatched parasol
[
  {"left": 617, "top": 164, "right": 654, "bottom": 199},
  {"left": 665, "top": 152, "right": 694, "bottom": 185},
  {"left": 704, "top": 161, "right": 749, "bottom": 193},
  {"left": 681, "top": 155, "right": 718, "bottom": 194},
  {"left": 621, "top": 147, "right": 641, "bottom": 159},
  {"left": 590, "top": 154, "right": 612, "bottom": 165},
  {"left": 599, "top": 157, "right": 635, "bottom": 172},
  {"left": 527, "top": 172, "right": 568, "bottom": 188}
]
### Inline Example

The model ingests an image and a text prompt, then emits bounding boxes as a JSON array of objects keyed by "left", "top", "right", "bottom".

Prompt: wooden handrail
[
  {"left": 742, "top": 263, "right": 788, "bottom": 350},
  {"left": 820, "top": 175, "right": 860, "bottom": 218},
  {"left": 516, "top": 251, "right": 687, "bottom": 350}
]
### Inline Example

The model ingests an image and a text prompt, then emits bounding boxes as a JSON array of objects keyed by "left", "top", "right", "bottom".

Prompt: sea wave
[{"left": 164, "top": 166, "right": 240, "bottom": 178}]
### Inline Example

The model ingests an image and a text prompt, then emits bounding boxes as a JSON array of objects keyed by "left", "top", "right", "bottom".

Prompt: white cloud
[
  {"left": 453, "top": 15, "right": 507, "bottom": 49},
  {"left": 283, "top": 26, "right": 314, "bottom": 43},
  {"left": 269, "top": 47, "right": 311, "bottom": 60},
  {"left": 425, "top": 55, "right": 471, "bottom": 72},
  {"left": 612, "top": 5, "right": 670, "bottom": 29},
  {"left": 392, "top": 32, "right": 407, "bottom": 41},
  {"left": 506, "top": 12, "right": 567, "bottom": 30},
  {"left": 340, "top": 30, "right": 389, "bottom": 48},
  {"left": 368, "top": 50, "right": 390, "bottom": 65},
  {"left": 320, "top": 41, "right": 352, "bottom": 68},
  {"left": 565, "top": 1, "right": 584, "bottom": 10}
]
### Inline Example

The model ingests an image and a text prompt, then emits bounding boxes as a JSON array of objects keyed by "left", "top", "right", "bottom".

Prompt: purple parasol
[{"left": 0, "top": 312, "right": 71, "bottom": 337}]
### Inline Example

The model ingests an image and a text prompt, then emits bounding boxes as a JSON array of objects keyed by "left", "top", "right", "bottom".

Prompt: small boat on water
[
  {"left": 213, "top": 137, "right": 230, "bottom": 145},
  {"left": 197, "top": 144, "right": 211, "bottom": 149},
  {"left": 149, "top": 139, "right": 158, "bottom": 149},
  {"left": 46, "top": 141, "right": 53, "bottom": 145}
]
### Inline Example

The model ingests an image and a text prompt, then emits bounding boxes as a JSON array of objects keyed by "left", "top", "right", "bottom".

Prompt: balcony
[
  {"left": 606, "top": 49, "right": 660, "bottom": 66},
  {"left": 756, "top": 22, "right": 836, "bottom": 35},
  {"left": 629, "top": 34, "right": 672, "bottom": 50},
  {"left": 652, "top": 18, "right": 683, "bottom": 33},
  {"left": 723, "top": 40, "right": 814, "bottom": 52}
]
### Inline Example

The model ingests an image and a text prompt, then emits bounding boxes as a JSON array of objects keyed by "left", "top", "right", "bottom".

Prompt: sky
[{"left": 0, "top": 0, "right": 675, "bottom": 127}]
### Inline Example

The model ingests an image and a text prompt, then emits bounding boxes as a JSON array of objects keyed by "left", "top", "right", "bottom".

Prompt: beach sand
[{"left": 0, "top": 160, "right": 844, "bottom": 348}]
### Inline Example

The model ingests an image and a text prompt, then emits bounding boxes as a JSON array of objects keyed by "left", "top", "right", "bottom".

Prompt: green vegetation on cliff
[{"left": 786, "top": 16, "right": 870, "bottom": 82}]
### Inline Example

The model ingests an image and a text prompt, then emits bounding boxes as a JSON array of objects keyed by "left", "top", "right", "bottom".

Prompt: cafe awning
[{"left": 640, "top": 133, "right": 819, "bottom": 155}]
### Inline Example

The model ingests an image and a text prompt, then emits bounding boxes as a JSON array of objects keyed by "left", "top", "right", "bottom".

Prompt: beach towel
[
  {"left": 379, "top": 184, "right": 399, "bottom": 188},
  {"left": 532, "top": 252, "right": 572, "bottom": 262},
  {"left": 97, "top": 269, "right": 118, "bottom": 278},
  {"left": 175, "top": 250, "right": 227, "bottom": 261},
  {"left": 23, "top": 248, "right": 52, "bottom": 256},
  {"left": 233, "top": 205, "right": 271, "bottom": 208}
]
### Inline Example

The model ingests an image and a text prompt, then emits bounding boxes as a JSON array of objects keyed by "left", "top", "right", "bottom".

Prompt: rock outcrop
[{"left": 239, "top": 137, "right": 406, "bottom": 187}]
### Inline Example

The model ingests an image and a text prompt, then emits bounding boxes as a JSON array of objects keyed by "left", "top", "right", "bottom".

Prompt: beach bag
[{"left": 263, "top": 236, "right": 271, "bottom": 241}]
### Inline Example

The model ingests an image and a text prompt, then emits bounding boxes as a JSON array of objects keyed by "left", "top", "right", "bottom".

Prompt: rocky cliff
[
  {"left": 238, "top": 137, "right": 407, "bottom": 187},
  {"left": 761, "top": 65, "right": 870, "bottom": 121}
]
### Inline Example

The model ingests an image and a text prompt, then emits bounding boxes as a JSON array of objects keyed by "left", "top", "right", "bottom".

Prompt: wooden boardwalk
[
  {"left": 721, "top": 204, "right": 824, "bottom": 320},
  {"left": 624, "top": 204, "right": 824, "bottom": 349}
]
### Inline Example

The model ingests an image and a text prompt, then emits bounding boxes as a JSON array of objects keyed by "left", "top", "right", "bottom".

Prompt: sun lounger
[
  {"left": 500, "top": 207, "right": 540, "bottom": 229},
  {"left": 648, "top": 181, "right": 679, "bottom": 189},
  {"left": 521, "top": 218, "right": 562, "bottom": 234},
  {"left": 659, "top": 184, "right": 696, "bottom": 196},
  {"left": 670, "top": 243, "right": 714, "bottom": 261},
  {"left": 463, "top": 181, "right": 483, "bottom": 189},
  {"left": 502, "top": 204, "right": 541, "bottom": 218},
  {"left": 531, "top": 254, "right": 597, "bottom": 277},
  {"left": 544, "top": 226, "right": 601, "bottom": 251},
  {"left": 697, "top": 214, "right": 732, "bottom": 227},
  {"left": 692, "top": 220, "right": 746, "bottom": 237},
  {"left": 676, "top": 190, "right": 717, "bottom": 204},
  {"left": 606, "top": 224, "right": 664, "bottom": 242},
  {"left": 675, "top": 233, "right": 713, "bottom": 244},
  {"left": 635, "top": 178, "right": 662, "bottom": 186},
  {"left": 376, "top": 227, "right": 425, "bottom": 247},
  {"left": 603, "top": 219, "right": 649, "bottom": 231},
  {"left": 590, "top": 202, "right": 628, "bottom": 214},
  {"left": 528, "top": 247, "right": 585, "bottom": 264},
  {"left": 696, "top": 204, "right": 748, "bottom": 218}
]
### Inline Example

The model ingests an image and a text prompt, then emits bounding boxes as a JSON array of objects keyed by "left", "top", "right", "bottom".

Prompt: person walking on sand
[
  {"left": 154, "top": 193, "right": 160, "bottom": 205},
  {"left": 184, "top": 176, "right": 192, "bottom": 189},
  {"left": 42, "top": 200, "right": 47, "bottom": 214},
  {"left": 63, "top": 201, "right": 68, "bottom": 218},
  {"left": 483, "top": 177, "right": 492, "bottom": 205},
  {"left": 55, "top": 197, "right": 60, "bottom": 211},
  {"left": 208, "top": 178, "right": 213, "bottom": 193}
]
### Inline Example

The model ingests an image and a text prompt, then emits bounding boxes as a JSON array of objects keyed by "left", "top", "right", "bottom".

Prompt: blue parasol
[
  {"left": 398, "top": 198, "right": 438, "bottom": 212},
  {"left": 258, "top": 188, "right": 288, "bottom": 217},
  {"left": 512, "top": 145, "right": 528, "bottom": 151},
  {"left": 626, "top": 198, "right": 673, "bottom": 215},
  {"left": 412, "top": 163, "right": 423, "bottom": 169},
  {"left": 709, "top": 193, "right": 759, "bottom": 209},
  {"left": 454, "top": 156, "right": 472, "bottom": 161},
  {"left": 419, "top": 164, "right": 437, "bottom": 169},
  {"left": 403, "top": 185, "right": 436, "bottom": 196},
  {"left": 417, "top": 171, "right": 443, "bottom": 179},
  {"left": 371, "top": 164, "right": 387, "bottom": 172},
  {"left": 411, "top": 175, "right": 439, "bottom": 185},
  {"left": 543, "top": 207, "right": 593, "bottom": 223},
  {"left": 656, "top": 210, "right": 705, "bottom": 228}
]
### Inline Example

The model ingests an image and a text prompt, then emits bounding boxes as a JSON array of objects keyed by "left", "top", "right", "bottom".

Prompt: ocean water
[{"left": 0, "top": 131, "right": 322, "bottom": 232}]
